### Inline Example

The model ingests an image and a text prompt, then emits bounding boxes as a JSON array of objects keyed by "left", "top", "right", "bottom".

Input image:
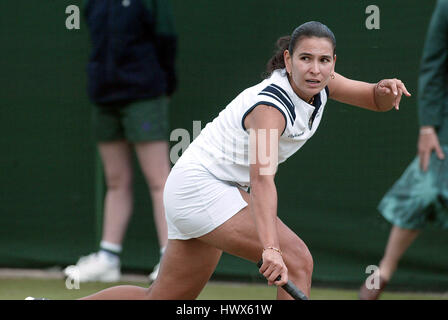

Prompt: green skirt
[{"left": 378, "top": 145, "right": 448, "bottom": 230}]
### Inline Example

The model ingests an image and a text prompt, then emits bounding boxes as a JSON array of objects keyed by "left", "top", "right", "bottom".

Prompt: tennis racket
[{"left": 257, "top": 259, "right": 309, "bottom": 300}]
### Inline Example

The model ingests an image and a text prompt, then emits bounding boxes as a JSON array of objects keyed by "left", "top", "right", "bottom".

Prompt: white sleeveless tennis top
[{"left": 176, "top": 68, "right": 329, "bottom": 187}]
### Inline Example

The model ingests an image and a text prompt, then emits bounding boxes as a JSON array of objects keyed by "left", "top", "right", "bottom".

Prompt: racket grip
[{"left": 257, "top": 259, "right": 309, "bottom": 300}]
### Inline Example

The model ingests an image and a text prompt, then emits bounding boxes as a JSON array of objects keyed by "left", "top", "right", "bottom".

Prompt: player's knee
[
  {"left": 286, "top": 240, "right": 313, "bottom": 280},
  {"left": 300, "top": 244, "right": 314, "bottom": 278}
]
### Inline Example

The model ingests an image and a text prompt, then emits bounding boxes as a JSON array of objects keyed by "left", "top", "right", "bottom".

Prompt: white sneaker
[
  {"left": 63, "top": 252, "right": 121, "bottom": 283},
  {"left": 148, "top": 261, "right": 160, "bottom": 283}
]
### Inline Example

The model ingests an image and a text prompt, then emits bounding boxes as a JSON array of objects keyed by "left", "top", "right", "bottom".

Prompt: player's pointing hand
[{"left": 375, "top": 78, "right": 411, "bottom": 111}]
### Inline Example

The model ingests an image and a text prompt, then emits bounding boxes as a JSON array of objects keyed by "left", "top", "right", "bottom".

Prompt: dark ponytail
[
  {"left": 265, "top": 21, "right": 336, "bottom": 77},
  {"left": 265, "top": 36, "right": 291, "bottom": 77}
]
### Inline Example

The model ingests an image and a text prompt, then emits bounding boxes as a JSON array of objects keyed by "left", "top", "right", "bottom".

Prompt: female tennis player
[{"left": 76, "top": 21, "right": 410, "bottom": 300}]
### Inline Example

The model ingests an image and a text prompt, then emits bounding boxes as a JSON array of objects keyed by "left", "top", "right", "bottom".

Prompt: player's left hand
[
  {"left": 375, "top": 78, "right": 411, "bottom": 111},
  {"left": 259, "top": 248, "right": 288, "bottom": 286}
]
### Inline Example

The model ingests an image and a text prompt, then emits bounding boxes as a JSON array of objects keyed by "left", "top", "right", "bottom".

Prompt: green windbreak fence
[{"left": 1, "top": 0, "right": 447, "bottom": 291}]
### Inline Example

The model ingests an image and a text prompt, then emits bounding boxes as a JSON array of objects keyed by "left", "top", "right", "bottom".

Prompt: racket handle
[{"left": 257, "top": 259, "right": 309, "bottom": 300}]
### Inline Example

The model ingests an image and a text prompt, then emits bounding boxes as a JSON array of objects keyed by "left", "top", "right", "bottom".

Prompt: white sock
[
  {"left": 99, "top": 241, "right": 122, "bottom": 265},
  {"left": 100, "top": 241, "right": 122, "bottom": 254}
]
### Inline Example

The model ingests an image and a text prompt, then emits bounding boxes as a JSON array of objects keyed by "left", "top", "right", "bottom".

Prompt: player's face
[{"left": 285, "top": 37, "right": 335, "bottom": 102}]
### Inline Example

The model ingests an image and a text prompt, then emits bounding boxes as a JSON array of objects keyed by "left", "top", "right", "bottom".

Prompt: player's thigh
[
  {"left": 149, "top": 239, "right": 222, "bottom": 299},
  {"left": 98, "top": 140, "right": 134, "bottom": 187},
  {"left": 199, "top": 189, "right": 311, "bottom": 270}
]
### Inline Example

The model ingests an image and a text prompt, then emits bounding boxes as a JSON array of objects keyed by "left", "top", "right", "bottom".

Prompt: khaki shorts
[{"left": 92, "top": 97, "right": 169, "bottom": 142}]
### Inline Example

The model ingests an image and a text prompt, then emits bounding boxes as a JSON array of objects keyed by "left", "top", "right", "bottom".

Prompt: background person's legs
[
  {"left": 99, "top": 140, "right": 135, "bottom": 246},
  {"left": 122, "top": 97, "right": 171, "bottom": 281},
  {"left": 134, "top": 141, "right": 171, "bottom": 250},
  {"left": 379, "top": 225, "right": 420, "bottom": 281},
  {"left": 135, "top": 140, "right": 171, "bottom": 281},
  {"left": 64, "top": 140, "right": 134, "bottom": 282},
  {"left": 359, "top": 224, "right": 420, "bottom": 299}
]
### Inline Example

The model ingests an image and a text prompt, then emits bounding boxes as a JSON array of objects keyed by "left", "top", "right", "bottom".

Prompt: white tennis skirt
[{"left": 163, "top": 161, "right": 248, "bottom": 240}]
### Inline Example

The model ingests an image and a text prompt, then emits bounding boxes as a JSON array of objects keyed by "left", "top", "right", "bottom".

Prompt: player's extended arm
[
  {"left": 328, "top": 72, "right": 411, "bottom": 111},
  {"left": 244, "top": 105, "right": 288, "bottom": 287}
]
